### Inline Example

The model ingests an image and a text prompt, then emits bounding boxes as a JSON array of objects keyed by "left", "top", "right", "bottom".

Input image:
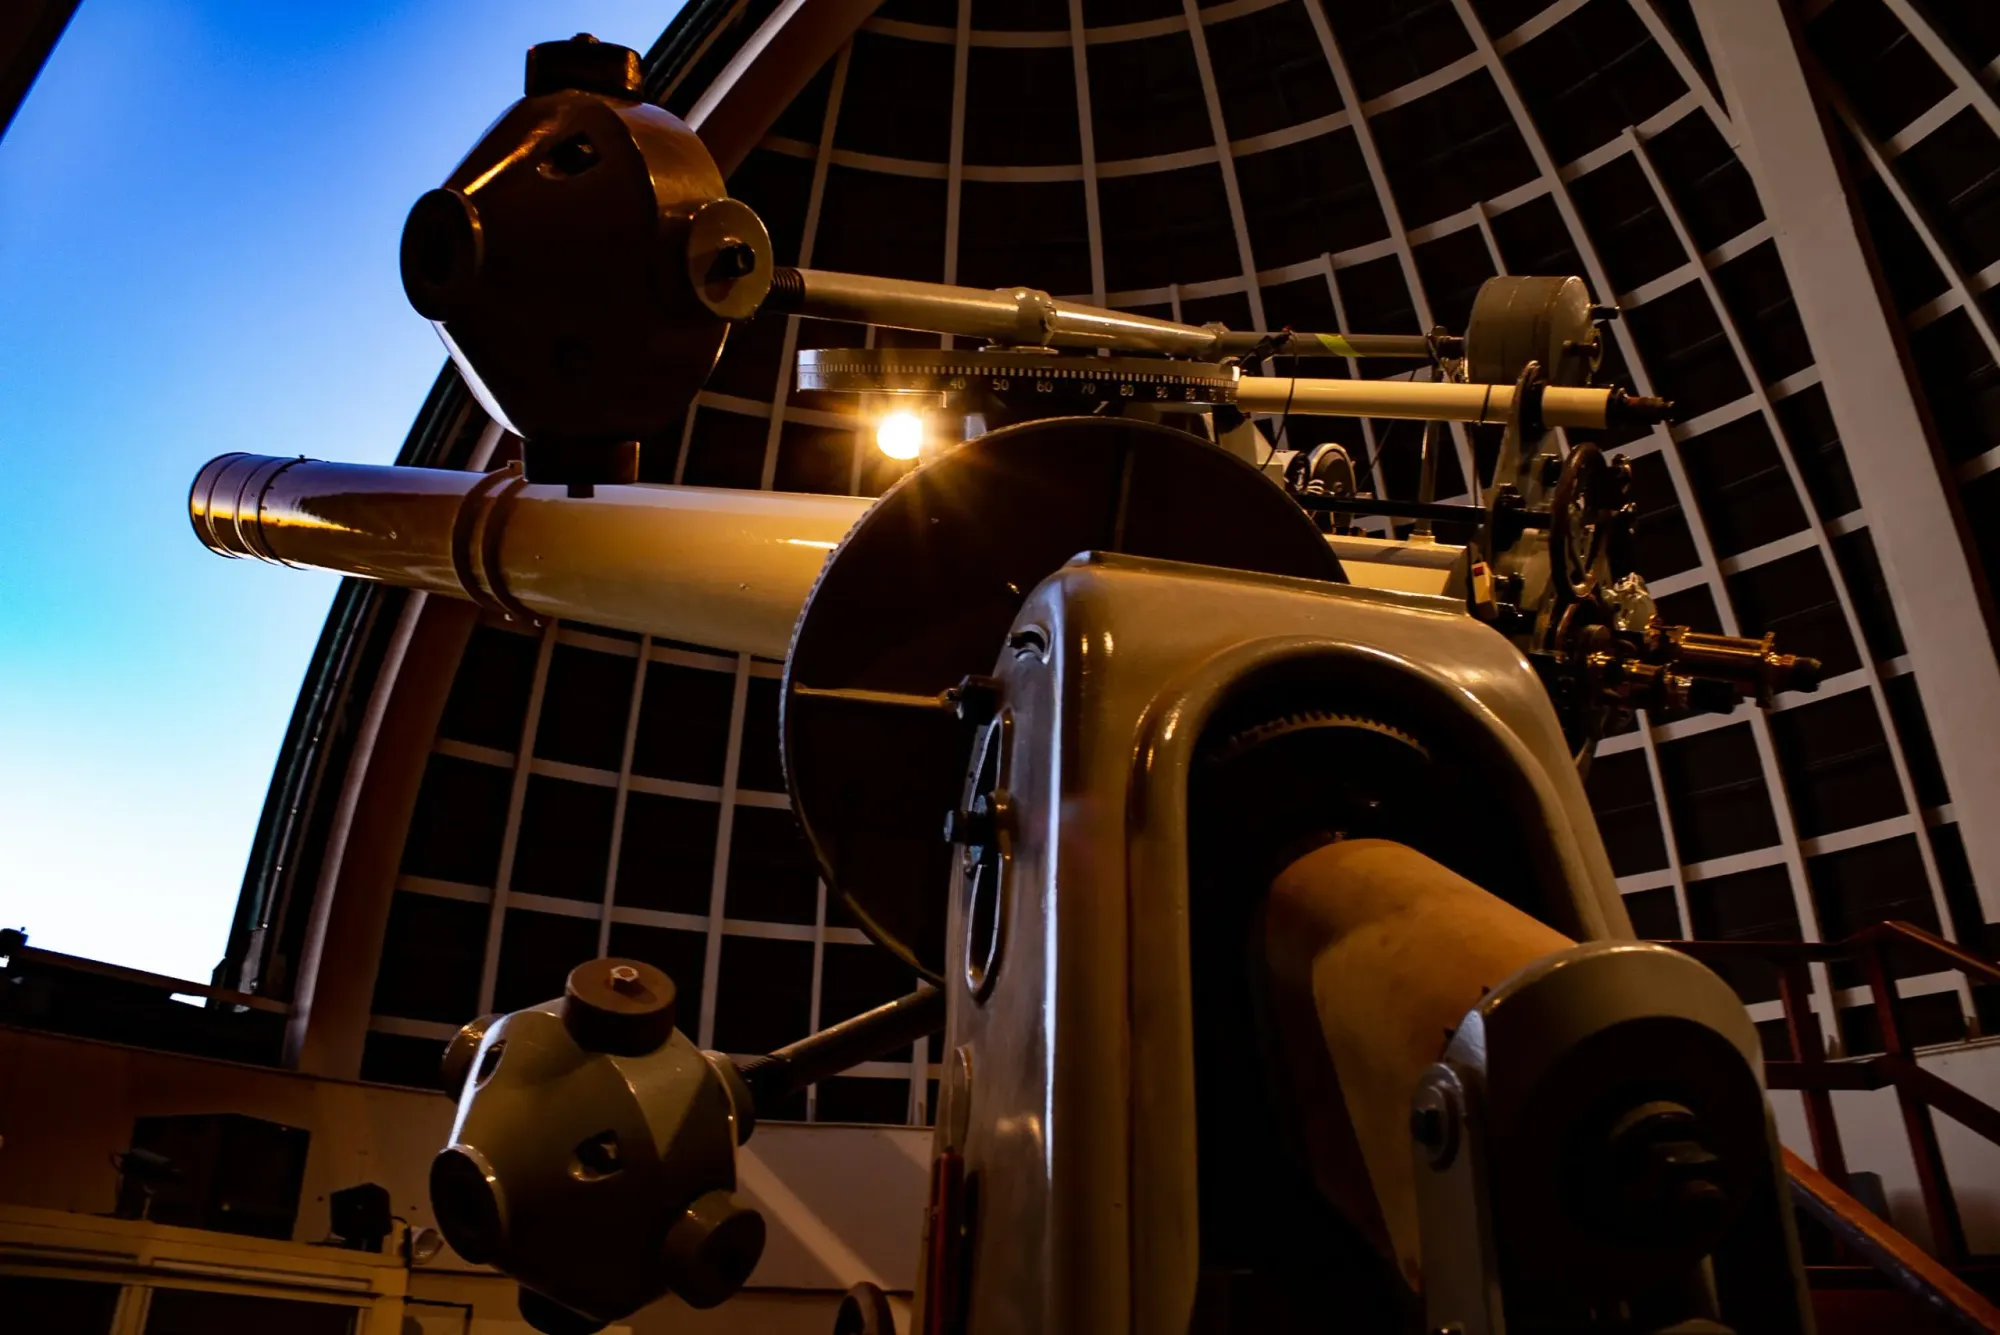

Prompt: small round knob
[
  {"left": 562, "top": 957, "right": 677, "bottom": 1056},
  {"left": 441, "top": 1013, "right": 501, "bottom": 1091},
  {"left": 524, "top": 34, "right": 642, "bottom": 100},
  {"left": 663, "top": 1190, "right": 766, "bottom": 1309}
]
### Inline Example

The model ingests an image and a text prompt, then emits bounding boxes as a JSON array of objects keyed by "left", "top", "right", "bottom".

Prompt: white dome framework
[{"left": 220, "top": 0, "right": 2000, "bottom": 1126}]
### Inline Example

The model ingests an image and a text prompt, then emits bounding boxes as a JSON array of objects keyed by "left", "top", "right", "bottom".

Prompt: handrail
[
  {"left": 1666, "top": 920, "right": 2000, "bottom": 986},
  {"left": 1787, "top": 1149, "right": 2000, "bottom": 1333},
  {"left": 1664, "top": 920, "right": 1998, "bottom": 1268}
]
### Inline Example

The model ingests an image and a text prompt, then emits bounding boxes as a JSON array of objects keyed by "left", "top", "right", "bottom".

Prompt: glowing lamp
[{"left": 875, "top": 410, "right": 924, "bottom": 460}]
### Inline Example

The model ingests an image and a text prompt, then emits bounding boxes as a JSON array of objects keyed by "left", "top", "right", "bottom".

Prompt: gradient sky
[{"left": 0, "top": 0, "right": 681, "bottom": 982}]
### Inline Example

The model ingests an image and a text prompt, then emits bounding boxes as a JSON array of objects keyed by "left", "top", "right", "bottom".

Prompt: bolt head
[
  {"left": 1410, "top": 1105, "right": 1446, "bottom": 1149},
  {"left": 1409, "top": 1079, "right": 1460, "bottom": 1167},
  {"left": 707, "top": 239, "right": 758, "bottom": 282},
  {"left": 951, "top": 674, "right": 1002, "bottom": 725},
  {"left": 561, "top": 957, "right": 677, "bottom": 1055}
]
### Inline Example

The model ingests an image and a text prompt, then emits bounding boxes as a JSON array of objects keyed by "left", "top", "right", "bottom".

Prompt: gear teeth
[{"left": 1207, "top": 710, "right": 1427, "bottom": 768}]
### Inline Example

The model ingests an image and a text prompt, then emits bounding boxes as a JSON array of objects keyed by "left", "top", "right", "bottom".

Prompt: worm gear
[{"left": 1199, "top": 710, "right": 1436, "bottom": 887}]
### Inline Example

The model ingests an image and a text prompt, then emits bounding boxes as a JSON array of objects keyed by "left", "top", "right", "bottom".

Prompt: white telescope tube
[
  {"left": 189, "top": 454, "right": 868, "bottom": 659},
  {"left": 1233, "top": 377, "right": 1650, "bottom": 429}
]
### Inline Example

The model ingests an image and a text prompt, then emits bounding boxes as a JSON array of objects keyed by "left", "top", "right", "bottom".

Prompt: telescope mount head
[{"left": 400, "top": 35, "right": 772, "bottom": 495}]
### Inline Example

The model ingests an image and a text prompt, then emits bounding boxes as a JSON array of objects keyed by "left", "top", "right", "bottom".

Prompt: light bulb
[{"left": 875, "top": 410, "right": 924, "bottom": 460}]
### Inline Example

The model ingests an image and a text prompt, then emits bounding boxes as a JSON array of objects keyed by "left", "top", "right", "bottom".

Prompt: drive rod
[
  {"left": 732, "top": 985, "right": 946, "bottom": 1104},
  {"left": 766, "top": 266, "right": 1430, "bottom": 361},
  {"left": 1233, "top": 377, "right": 1672, "bottom": 429}
]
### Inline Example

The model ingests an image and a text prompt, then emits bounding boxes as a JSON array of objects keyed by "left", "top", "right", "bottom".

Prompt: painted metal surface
[
  {"left": 189, "top": 453, "right": 868, "bottom": 660},
  {"left": 931, "top": 553, "right": 1625, "bottom": 1334}
]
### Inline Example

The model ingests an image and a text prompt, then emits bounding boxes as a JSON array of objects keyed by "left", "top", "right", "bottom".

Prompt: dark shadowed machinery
[{"left": 180, "top": 30, "right": 1864, "bottom": 1334}]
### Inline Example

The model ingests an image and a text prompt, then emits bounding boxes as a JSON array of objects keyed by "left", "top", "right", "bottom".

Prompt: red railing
[
  {"left": 1664, "top": 923, "right": 2000, "bottom": 1331},
  {"left": 1667, "top": 921, "right": 2000, "bottom": 1268}
]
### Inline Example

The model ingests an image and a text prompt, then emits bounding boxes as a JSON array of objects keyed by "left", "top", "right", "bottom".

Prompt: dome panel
[
  {"left": 725, "top": 806, "right": 820, "bottom": 926},
  {"left": 1727, "top": 548, "right": 1863, "bottom": 680},
  {"left": 1503, "top": 0, "right": 1686, "bottom": 167},
  {"left": 726, "top": 147, "right": 814, "bottom": 265},
  {"left": 1178, "top": 288, "right": 1253, "bottom": 330},
  {"left": 1201, "top": 2, "right": 1343, "bottom": 140},
  {"left": 957, "top": 178, "right": 1094, "bottom": 294},
  {"left": 1468, "top": 0, "right": 1563, "bottom": 37},
  {"left": 513, "top": 774, "right": 617, "bottom": 904},
  {"left": 968, "top": 0, "right": 1068, "bottom": 32},
  {"left": 1711, "top": 240, "right": 1813, "bottom": 386},
  {"left": 1233, "top": 128, "right": 1388, "bottom": 266},
  {"left": 1082, "top": 0, "right": 1184, "bottom": 26},
  {"left": 1370, "top": 70, "right": 1539, "bottom": 227},
  {"left": 615, "top": 791, "right": 718, "bottom": 916},
  {"left": 815, "top": 166, "right": 949, "bottom": 281},
  {"left": 773, "top": 419, "right": 861, "bottom": 495},
  {"left": 681, "top": 404, "right": 769, "bottom": 490},
  {"left": 1922, "top": 0, "right": 2000, "bottom": 65},
  {"left": 373, "top": 891, "right": 488, "bottom": 1024},
  {"left": 1805, "top": 0, "right": 1955, "bottom": 143},
  {"left": 1568, "top": 153, "right": 1690, "bottom": 298},
  {"left": 1086, "top": 30, "right": 1213, "bottom": 161},
  {"left": 1621, "top": 280, "right": 1749, "bottom": 422},
  {"left": 837, "top": 29, "right": 954, "bottom": 161},
  {"left": 965, "top": 45, "right": 1082, "bottom": 166},
  {"left": 534, "top": 642, "right": 637, "bottom": 772},
  {"left": 1322, "top": 0, "right": 1474, "bottom": 104},
  {"left": 1675, "top": 410, "right": 1812, "bottom": 561},
  {"left": 1409, "top": 223, "right": 1496, "bottom": 332},
  {"left": 1097, "top": 161, "right": 1241, "bottom": 292},
  {"left": 1487, "top": 192, "right": 1586, "bottom": 280}
]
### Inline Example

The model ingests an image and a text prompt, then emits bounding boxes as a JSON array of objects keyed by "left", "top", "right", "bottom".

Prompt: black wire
[{"left": 1275, "top": 354, "right": 1299, "bottom": 455}]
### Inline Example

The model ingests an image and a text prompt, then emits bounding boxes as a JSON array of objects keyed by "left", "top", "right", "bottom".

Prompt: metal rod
[
  {"left": 772, "top": 266, "right": 1217, "bottom": 356},
  {"left": 1292, "top": 493, "right": 1543, "bottom": 530},
  {"left": 1779, "top": 958, "right": 1849, "bottom": 1185},
  {"left": 1865, "top": 940, "right": 1969, "bottom": 1264},
  {"left": 1234, "top": 377, "right": 1670, "bottom": 429},
  {"left": 768, "top": 267, "right": 1441, "bottom": 362},
  {"left": 789, "top": 684, "right": 953, "bottom": 711},
  {"left": 1210, "top": 329, "right": 1438, "bottom": 359},
  {"left": 736, "top": 985, "right": 946, "bottom": 1102},
  {"left": 1414, "top": 418, "right": 1441, "bottom": 537}
]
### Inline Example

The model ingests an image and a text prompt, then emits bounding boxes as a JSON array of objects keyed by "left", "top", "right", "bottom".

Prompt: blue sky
[{"left": 0, "top": 0, "right": 679, "bottom": 981}]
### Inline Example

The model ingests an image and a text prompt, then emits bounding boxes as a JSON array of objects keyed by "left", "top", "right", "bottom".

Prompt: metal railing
[
  {"left": 1667, "top": 922, "right": 2000, "bottom": 1330},
  {"left": 1669, "top": 921, "right": 2000, "bottom": 1265}
]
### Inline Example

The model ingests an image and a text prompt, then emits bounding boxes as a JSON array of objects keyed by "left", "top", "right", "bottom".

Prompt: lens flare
[{"left": 875, "top": 410, "right": 924, "bottom": 460}]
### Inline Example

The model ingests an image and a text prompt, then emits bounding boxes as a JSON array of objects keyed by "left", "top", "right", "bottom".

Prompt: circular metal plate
[
  {"left": 782, "top": 416, "right": 1344, "bottom": 979},
  {"left": 796, "top": 347, "right": 1237, "bottom": 408}
]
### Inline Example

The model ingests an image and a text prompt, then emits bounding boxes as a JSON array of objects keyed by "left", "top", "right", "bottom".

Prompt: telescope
[{"left": 191, "top": 35, "right": 1826, "bottom": 1335}]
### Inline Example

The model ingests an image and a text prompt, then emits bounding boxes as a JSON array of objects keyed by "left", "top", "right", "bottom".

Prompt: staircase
[{"left": 1669, "top": 923, "right": 2000, "bottom": 1332}]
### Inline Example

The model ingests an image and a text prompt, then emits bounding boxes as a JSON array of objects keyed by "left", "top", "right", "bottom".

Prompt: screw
[
  {"left": 948, "top": 675, "right": 1001, "bottom": 725},
  {"left": 1410, "top": 1104, "right": 1447, "bottom": 1151},
  {"left": 942, "top": 804, "right": 996, "bottom": 848},
  {"left": 1409, "top": 1081, "right": 1458, "bottom": 1167},
  {"left": 708, "top": 238, "right": 757, "bottom": 281}
]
